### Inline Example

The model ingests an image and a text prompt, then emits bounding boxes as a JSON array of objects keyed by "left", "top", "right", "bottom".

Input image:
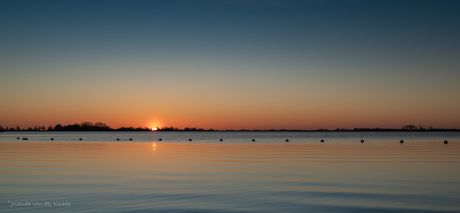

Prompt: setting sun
[{"left": 152, "top": 127, "right": 158, "bottom": 131}]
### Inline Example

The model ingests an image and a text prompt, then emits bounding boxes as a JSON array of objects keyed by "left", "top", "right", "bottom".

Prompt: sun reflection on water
[{"left": 151, "top": 142, "right": 157, "bottom": 157}]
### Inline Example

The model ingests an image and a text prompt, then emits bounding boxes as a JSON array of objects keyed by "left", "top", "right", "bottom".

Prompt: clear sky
[{"left": 1, "top": 0, "right": 459, "bottom": 130}]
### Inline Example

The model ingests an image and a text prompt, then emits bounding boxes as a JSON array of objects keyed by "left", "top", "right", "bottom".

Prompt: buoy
[
  {"left": 159, "top": 138, "right": 162, "bottom": 141},
  {"left": 116, "top": 138, "right": 119, "bottom": 141},
  {"left": 252, "top": 139, "right": 255, "bottom": 142},
  {"left": 400, "top": 140, "right": 404, "bottom": 143},
  {"left": 51, "top": 138, "right": 54, "bottom": 140},
  {"left": 22, "top": 138, "right": 28, "bottom": 140},
  {"left": 444, "top": 140, "right": 448, "bottom": 144},
  {"left": 285, "top": 139, "right": 289, "bottom": 142},
  {"left": 129, "top": 138, "right": 132, "bottom": 141},
  {"left": 219, "top": 139, "right": 223, "bottom": 141},
  {"left": 79, "top": 138, "right": 82, "bottom": 141},
  {"left": 321, "top": 139, "right": 324, "bottom": 142},
  {"left": 189, "top": 139, "right": 192, "bottom": 141},
  {"left": 17, "top": 137, "right": 19, "bottom": 139},
  {"left": 361, "top": 140, "right": 364, "bottom": 143}
]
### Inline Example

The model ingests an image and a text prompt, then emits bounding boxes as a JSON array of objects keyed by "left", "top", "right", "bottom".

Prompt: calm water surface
[{"left": 1, "top": 132, "right": 459, "bottom": 212}]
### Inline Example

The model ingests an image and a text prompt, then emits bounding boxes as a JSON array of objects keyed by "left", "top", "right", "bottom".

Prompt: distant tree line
[
  {"left": 155, "top": 126, "right": 211, "bottom": 131},
  {"left": 0, "top": 122, "right": 151, "bottom": 132},
  {"left": 152, "top": 125, "right": 459, "bottom": 131},
  {"left": 0, "top": 123, "right": 459, "bottom": 132}
]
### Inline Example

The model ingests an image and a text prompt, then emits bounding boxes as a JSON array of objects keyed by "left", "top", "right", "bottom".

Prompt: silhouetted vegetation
[
  {"left": 401, "top": 125, "right": 418, "bottom": 130},
  {"left": 0, "top": 122, "right": 151, "bottom": 132},
  {"left": 152, "top": 125, "right": 459, "bottom": 131},
  {"left": 116, "top": 127, "right": 152, "bottom": 131},
  {"left": 157, "top": 126, "right": 180, "bottom": 131},
  {"left": 0, "top": 122, "right": 459, "bottom": 132},
  {"left": 52, "top": 122, "right": 112, "bottom": 131}
]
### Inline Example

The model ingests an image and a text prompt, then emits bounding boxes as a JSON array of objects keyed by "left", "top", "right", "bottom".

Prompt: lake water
[{"left": 1, "top": 131, "right": 460, "bottom": 213}]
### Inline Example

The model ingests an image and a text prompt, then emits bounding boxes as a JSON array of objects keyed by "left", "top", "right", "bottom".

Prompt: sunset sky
[{"left": 1, "top": 0, "right": 459, "bottom": 130}]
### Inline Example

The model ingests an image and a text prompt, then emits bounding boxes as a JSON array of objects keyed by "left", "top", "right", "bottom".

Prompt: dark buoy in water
[
  {"left": 159, "top": 138, "right": 162, "bottom": 141},
  {"left": 17, "top": 137, "right": 19, "bottom": 139},
  {"left": 252, "top": 139, "right": 255, "bottom": 142},
  {"left": 129, "top": 138, "right": 132, "bottom": 141},
  {"left": 219, "top": 139, "right": 223, "bottom": 141},
  {"left": 51, "top": 138, "right": 54, "bottom": 140},
  {"left": 400, "top": 140, "right": 404, "bottom": 143},
  {"left": 79, "top": 138, "right": 82, "bottom": 141},
  {"left": 321, "top": 139, "right": 324, "bottom": 142},
  {"left": 22, "top": 138, "right": 28, "bottom": 140},
  {"left": 285, "top": 139, "right": 289, "bottom": 142},
  {"left": 189, "top": 139, "right": 192, "bottom": 141},
  {"left": 444, "top": 140, "right": 448, "bottom": 144},
  {"left": 116, "top": 138, "right": 119, "bottom": 141},
  {"left": 361, "top": 140, "right": 364, "bottom": 143}
]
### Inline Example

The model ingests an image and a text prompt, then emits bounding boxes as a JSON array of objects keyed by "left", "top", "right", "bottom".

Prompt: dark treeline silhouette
[
  {"left": 53, "top": 122, "right": 113, "bottom": 131},
  {"left": 154, "top": 125, "right": 460, "bottom": 132},
  {"left": 155, "top": 126, "right": 209, "bottom": 131},
  {"left": 0, "top": 123, "right": 459, "bottom": 132},
  {"left": 117, "top": 127, "right": 152, "bottom": 131},
  {"left": 0, "top": 122, "right": 151, "bottom": 132}
]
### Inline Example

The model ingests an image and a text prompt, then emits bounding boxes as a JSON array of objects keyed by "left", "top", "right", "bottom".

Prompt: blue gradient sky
[{"left": 1, "top": 0, "right": 459, "bottom": 129}]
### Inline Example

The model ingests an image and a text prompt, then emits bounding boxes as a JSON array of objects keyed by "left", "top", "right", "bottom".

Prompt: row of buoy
[
  {"left": 197, "top": 139, "right": 448, "bottom": 144},
  {"left": 12, "top": 137, "right": 450, "bottom": 144},
  {"left": 396, "top": 140, "right": 449, "bottom": 144},
  {"left": 156, "top": 138, "right": 223, "bottom": 141},
  {"left": 16, "top": 137, "right": 29, "bottom": 140}
]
